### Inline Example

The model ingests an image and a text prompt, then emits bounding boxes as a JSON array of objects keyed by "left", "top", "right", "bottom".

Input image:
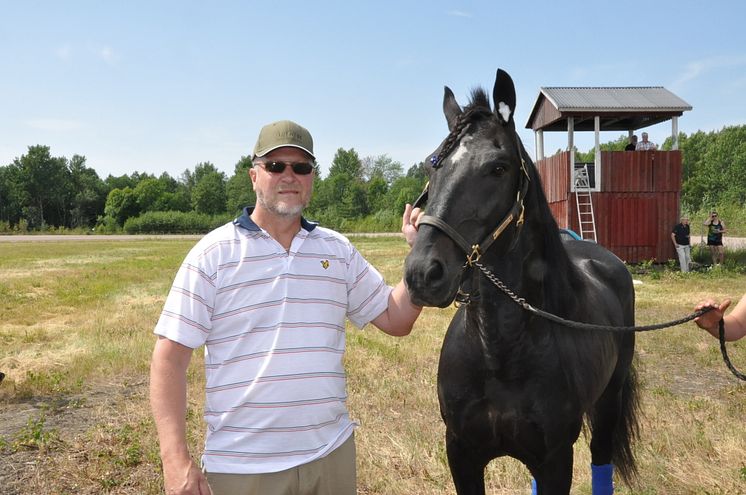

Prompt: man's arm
[
  {"left": 372, "top": 280, "right": 423, "bottom": 336},
  {"left": 371, "top": 204, "right": 423, "bottom": 336},
  {"left": 150, "top": 337, "right": 212, "bottom": 495}
]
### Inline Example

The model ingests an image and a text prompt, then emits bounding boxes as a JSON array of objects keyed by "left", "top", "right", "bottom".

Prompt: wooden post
[
  {"left": 536, "top": 129, "right": 545, "bottom": 160},
  {"left": 568, "top": 117, "right": 575, "bottom": 171},
  {"left": 594, "top": 116, "right": 601, "bottom": 168}
]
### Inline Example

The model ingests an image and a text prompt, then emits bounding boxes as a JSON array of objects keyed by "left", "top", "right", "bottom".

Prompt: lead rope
[
  {"left": 719, "top": 319, "right": 746, "bottom": 380},
  {"left": 472, "top": 261, "right": 746, "bottom": 380}
]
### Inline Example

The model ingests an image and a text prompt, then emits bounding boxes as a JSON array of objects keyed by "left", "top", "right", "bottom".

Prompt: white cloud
[
  {"left": 672, "top": 55, "right": 746, "bottom": 90},
  {"left": 447, "top": 10, "right": 472, "bottom": 17},
  {"left": 26, "top": 119, "right": 83, "bottom": 132}
]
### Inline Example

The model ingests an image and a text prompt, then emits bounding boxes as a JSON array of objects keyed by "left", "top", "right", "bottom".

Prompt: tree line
[
  {"left": 0, "top": 145, "right": 427, "bottom": 234},
  {"left": 1, "top": 125, "right": 743, "bottom": 234}
]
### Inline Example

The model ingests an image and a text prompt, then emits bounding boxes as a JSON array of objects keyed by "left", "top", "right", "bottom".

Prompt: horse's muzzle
[{"left": 404, "top": 251, "right": 460, "bottom": 308}]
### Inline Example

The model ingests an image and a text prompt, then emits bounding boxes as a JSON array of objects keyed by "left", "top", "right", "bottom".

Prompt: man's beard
[{"left": 255, "top": 189, "right": 309, "bottom": 218}]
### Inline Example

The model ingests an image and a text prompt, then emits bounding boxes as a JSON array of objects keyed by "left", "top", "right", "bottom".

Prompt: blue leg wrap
[
  {"left": 531, "top": 478, "right": 537, "bottom": 495},
  {"left": 591, "top": 463, "right": 614, "bottom": 495}
]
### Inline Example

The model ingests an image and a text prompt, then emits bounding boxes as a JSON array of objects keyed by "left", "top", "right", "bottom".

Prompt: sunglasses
[{"left": 258, "top": 160, "right": 314, "bottom": 175}]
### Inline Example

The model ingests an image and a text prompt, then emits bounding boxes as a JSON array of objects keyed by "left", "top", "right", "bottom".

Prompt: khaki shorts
[{"left": 205, "top": 434, "right": 356, "bottom": 495}]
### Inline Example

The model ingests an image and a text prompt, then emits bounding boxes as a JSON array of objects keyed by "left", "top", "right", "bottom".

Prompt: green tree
[
  {"left": 386, "top": 176, "right": 426, "bottom": 215},
  {"left": 677, "top": 126, "right": 746, "bottom": 210},
  {"left": 13, "top": 145, "right": 71, "bottom": 228},
  {"left": 406, "top": 161, "right": 428, "bottom": 181},
  {"left": 192, "top": 171, "right": 227, "bottom": 215},
  {"left": 0, "top": 162, "right": 24, "bottom": 226},
  {"left": 134, "top": 178, "right": 168, "bottom": 212},
  {"left": 226, "top": 156, "right": 255, "bottom": 214},
  {"left": 105, "top": 174, "right": 138, "bottom": 191},
  {"left": 327, "top": 148, "right": 363, "bottom": 181},
  {"left": 104, "top": 187, "right": 140, "bottom": 226},
  {"left": 340, "top": 181, "right": 369, "bottom": 218},
  {"left": 68, "top": 155, "right": 107, "bottom": 228},
  {"left": 366, "top": 175, "right": 388, "bottom": 213},
  {"left": 362, "top": 154, "right": 404, "bottom": 185}
]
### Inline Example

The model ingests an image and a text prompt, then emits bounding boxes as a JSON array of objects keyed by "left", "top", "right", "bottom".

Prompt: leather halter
[{"left": 413, "top": 139, "right": 531, "bottom": 266}]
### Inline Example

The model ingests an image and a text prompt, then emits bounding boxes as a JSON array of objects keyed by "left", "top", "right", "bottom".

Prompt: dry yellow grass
[{"left": 0, "top": 237, "right": 744, "bottom": 494}]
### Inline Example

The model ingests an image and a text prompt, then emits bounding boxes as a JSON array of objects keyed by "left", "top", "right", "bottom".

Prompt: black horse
[{"left": 404, "top": 69, "right": 639, "bottom": 494}]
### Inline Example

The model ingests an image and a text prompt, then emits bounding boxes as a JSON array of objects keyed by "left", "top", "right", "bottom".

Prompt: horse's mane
[{"left": 466, "top": 87, "right": 492, "bottom": 112}]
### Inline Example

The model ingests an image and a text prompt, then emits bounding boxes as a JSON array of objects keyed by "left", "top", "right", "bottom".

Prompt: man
[
  {"left": 150, "top": 120, "right": 423, "bottom": 495},
  {"left": 624, "top": 134, "right": 637, "bottom": 151},
  {"left": 671, "top": 215, "right": 691, "bottom": 272},
  {"left": 634, "top": 132, "right": 657, "bottom": 151}
]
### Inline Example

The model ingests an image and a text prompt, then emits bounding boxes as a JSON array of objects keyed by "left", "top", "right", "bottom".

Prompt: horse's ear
[
  {"left": 493, "top": 68, "right": 516, "bottom": 125},
  {"left": 443, "top": 86, "right": 462, "bottom": 131}
]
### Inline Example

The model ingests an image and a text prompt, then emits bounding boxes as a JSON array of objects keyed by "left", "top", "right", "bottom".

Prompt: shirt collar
[{"left": 234, "top": 206, "right": 317, "bottom": 232}]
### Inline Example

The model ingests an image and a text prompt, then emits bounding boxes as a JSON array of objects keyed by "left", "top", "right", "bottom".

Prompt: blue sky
[{"left": 2, "top": 1, "right": 745, "bottom": 180}]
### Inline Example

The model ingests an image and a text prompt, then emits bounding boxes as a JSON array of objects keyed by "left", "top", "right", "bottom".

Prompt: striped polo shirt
[{"left": 154, "top": 207, "right": 392, "bottom": 474}]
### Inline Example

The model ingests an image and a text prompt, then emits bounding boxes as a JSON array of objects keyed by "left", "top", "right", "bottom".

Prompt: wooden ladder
[{"left": 574, "top": 164, "right": 597, "bottom": 242}]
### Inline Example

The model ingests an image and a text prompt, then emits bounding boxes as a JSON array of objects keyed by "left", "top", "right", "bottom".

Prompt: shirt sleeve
[
  {"left": 153, "top": 240, "right": 218, "bottom": 348},
  {"left": 344, "top": 244, "right": 393, "bottom": 329}
]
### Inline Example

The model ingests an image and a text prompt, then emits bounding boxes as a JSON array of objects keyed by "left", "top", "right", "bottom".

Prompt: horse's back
[{"left": 563, "top": 240, "right": 634, "bottom": 323}]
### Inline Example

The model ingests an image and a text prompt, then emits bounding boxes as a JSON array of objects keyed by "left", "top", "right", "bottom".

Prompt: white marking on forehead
[
  {"left": 498, "top": 101, "right": 512, "bottom": 122},
  {"left": 450, "top": 135, "right": 473, "bottom": 163}
]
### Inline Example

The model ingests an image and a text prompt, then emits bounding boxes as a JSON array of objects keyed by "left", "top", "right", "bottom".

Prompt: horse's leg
[
  {"left": 529, "top": 444, "right": 574, "bottom": 495},
  {"left": 589, "top": 341, "right": 638, "bottom": 493},
  {"left": 445, "top": 431, "right": 488, "bottom": 495},
  {"left": 589, "top": 383, "right": 620, "bottom": 466}
]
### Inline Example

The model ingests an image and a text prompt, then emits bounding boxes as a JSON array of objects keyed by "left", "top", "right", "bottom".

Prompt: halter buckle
[
  {"left": 454, "top": 289, "right": 471, "bottom": 307},
  {"left": 516, "top": 200, "right": 526, "bottom": 227},
  {"left": 466, "top": 244, "right": 482, "bottom": 266}
]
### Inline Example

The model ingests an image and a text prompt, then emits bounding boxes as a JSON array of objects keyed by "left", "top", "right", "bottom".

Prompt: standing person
[
  {"left": 635, "top": 131, "right": 657, "bottom": 151},
  {"left": 704, "top": 211, "right": 726, "bottom": 265},
  {"left": 149, "top": 120, "right": 424, "bottom": 495},
  {"left": 624, "top": 134, "right": 638, "bottom": 151},
  {"left": 694, "top": 297, "right": 746, "bottom": 341},
  {"left": 671, "top": 216, "right": 691, "bottom": 272}
]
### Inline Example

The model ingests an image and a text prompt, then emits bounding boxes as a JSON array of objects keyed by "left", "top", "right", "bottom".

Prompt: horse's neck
[
  {"left": 469, "top": 234, "right": 559, "bottom": 333},
  {"left": 469, "top": 254, "right": 535, "bottom": 339}
]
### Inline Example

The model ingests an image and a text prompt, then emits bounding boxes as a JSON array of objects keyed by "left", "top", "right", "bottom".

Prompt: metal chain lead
[
  {"left": 473, "top": 261, "right": 710, "bottom": 333},
  {"left": 471, "top": 261, "right": 744, "bottom": 380}
]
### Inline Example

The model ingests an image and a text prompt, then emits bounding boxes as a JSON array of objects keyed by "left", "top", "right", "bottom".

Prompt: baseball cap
[{"left": 252, "top": 120, "right": 315, "bottom": 159}]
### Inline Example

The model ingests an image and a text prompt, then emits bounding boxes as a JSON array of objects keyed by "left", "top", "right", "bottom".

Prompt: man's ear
[{"left": 248, "top": 167, "right": 257, "bottom": 188}]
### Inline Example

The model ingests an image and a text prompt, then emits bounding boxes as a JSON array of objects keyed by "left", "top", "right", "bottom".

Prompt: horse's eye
[{"left": 492, "top": 165, "right": 507, "bottom": 177}]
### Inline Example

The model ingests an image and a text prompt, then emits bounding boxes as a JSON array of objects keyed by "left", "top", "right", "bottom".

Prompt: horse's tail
[{"left": 612, "top": 361, "right": 640, "bottom": 484}]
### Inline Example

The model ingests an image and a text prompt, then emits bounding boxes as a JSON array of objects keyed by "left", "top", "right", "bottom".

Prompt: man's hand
[
  {"left": 694, "top": 299, "right": 731, "bottom": 338},
  {"left": 163, "top": 457, "right": 212, "bottom": 495},
  {"left": 402, "top": 203, "right": 422, "bottom": 248}
]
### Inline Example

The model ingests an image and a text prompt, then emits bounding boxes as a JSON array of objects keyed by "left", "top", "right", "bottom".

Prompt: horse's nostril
[{"left": 424, "top": 259, "right": 444, "bottom": 285}]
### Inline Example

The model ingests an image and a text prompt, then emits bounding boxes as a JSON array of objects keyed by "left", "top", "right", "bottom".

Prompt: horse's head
[{"left": 405, "top": 69, "right": 531, "bottom": 307}]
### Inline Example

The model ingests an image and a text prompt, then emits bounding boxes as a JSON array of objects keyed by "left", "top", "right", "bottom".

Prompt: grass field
[{"left": 0, "top": 236, "right": 744, "bottom": 494}]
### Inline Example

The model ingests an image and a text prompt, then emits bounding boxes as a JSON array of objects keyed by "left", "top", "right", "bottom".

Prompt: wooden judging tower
[{"left": 525, "top": 87, "right": 692, "bottom": 263}]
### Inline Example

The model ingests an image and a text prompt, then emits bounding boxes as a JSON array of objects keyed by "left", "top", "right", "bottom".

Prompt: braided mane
[{"left": 432, "top": 88, "right": 493, "bottom": 168}]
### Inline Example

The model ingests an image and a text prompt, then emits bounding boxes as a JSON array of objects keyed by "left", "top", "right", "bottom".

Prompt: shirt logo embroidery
[{"left": 320, "top": 260, "right": 330, "bottom": 269}]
